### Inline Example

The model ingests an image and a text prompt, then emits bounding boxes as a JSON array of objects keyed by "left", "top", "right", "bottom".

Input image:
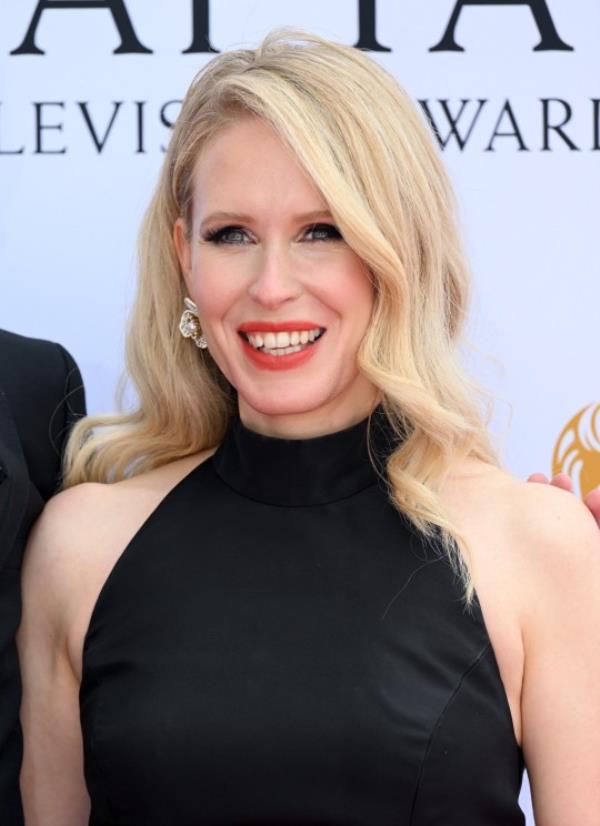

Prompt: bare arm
[
  {"left": 517, "top": 485, "right": 600, "bottom": 824},
  {"left": 16, "top": 489, "right": 94, "bottom": 825},
  {"left": 528, "top": 472, "right": 600, "bottom": 529}
]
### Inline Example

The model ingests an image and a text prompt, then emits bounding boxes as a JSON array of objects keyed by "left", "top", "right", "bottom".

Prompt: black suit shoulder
[{"left": 0, "top": 328, "right": 86, "bottom": 500}]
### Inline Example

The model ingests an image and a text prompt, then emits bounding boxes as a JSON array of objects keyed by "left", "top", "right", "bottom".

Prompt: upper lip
[{"left": 238, "top": 321, "right": 326, "bottom": 333}]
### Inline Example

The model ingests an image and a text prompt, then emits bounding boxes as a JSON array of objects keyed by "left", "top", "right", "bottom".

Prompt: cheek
[
  {"left": 189, "top": 258, "right": 239, "bottom": 319},
  {"left": 352, "top": 265, "right": 375, "bottom": 309},
  {"left": 324, "top": 258, "right": 374, "bottom": 325}
]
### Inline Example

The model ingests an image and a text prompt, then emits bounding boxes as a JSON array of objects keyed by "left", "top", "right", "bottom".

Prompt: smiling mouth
[{"left": 239, "top": 327, "right": 326, "bottom": 356}]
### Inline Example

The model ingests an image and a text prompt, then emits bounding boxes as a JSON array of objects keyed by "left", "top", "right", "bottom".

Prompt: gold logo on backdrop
[{"left": 553, "top": 404, "right": 600, "bottom": 497}]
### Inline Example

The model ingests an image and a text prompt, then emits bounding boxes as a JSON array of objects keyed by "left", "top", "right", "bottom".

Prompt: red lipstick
[
  {"left": 238, "top": 322, "right": 326, "bottom": 371},
  {"left": 238, "top": 320, "right": 325, "bottom": 333}
]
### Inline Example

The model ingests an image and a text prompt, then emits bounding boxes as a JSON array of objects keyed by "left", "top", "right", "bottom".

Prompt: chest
[{"left": 77, "top": 475, "right": 524, "bottom": 824}]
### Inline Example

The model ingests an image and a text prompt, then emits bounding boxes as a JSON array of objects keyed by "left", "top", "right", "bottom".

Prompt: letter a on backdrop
[
  {"left": 430, "top": 0, "right": 573, "bottom": 52},
  {"left": 10, "top": 0, "right": 152, "bottom": 55}
]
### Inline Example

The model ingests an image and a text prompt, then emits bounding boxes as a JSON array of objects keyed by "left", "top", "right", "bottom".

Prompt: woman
[{"left": 17, "top": 29, "right": 599, "bottom": 825}]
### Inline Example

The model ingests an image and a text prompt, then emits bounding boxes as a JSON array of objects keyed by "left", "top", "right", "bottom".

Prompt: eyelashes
[
  {"left": 305, "top": 223, "right": 343, "bottom": 243},
  {"left": 201, "top": 223, "right": 343, "bottom": 246},
  {"left": 203, "top": 226, "right": 246, "bottom": 245}
]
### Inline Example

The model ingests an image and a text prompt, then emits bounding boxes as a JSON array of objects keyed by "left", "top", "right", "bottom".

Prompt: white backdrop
[{"left": 2, "top": 2, "right": 599, "bottom": 821}]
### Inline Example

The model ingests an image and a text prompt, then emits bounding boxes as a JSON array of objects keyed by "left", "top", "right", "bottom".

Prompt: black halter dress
[{"left": 79, "top": 408, "right": 525, "bottom": 825}]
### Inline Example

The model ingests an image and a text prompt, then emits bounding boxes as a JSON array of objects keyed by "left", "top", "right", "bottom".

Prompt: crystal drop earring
[{"left": 178, "top": 297, "right": 208, "bottom": 349}]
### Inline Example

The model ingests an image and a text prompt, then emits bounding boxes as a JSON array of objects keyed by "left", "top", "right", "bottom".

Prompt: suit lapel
[{"left": 0, "top": 389, "right": 30, "bottom": 572}]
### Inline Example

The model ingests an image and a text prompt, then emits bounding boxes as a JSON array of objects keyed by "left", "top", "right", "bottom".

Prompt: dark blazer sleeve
[
  {"left": 46, "top": 342, "right": 87, "bottom": 495},
  {"left": 0, "top": 330, "right": 86, "bottom": 825},
  {"left": 0, "top": 334, "right": 86, "bottom": 501}
]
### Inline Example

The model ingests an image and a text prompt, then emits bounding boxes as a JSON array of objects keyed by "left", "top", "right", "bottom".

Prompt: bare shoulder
[
  {"left": 442, "top": 455, "right": 600, "bottom": 601},
  {"left": 21, "top": 448, "right": 216, "bottom": 658},
  {"left": 21, "top": 481, "right": 113, "bottom": 626},
  {"left": 504, "top": 473, "right": 600, "bottom": 563},
  {"left": 500, "top": 472, "right": 600, "bottom": 639},
  {"left": 24, "top": 448, "right": 215, "bottom": 571}
]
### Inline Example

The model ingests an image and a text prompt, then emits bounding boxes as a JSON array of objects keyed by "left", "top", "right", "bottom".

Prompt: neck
[
  {"left": 237, "top": 384, "right": 382, "bottom": 440},
  {"left": 212, "top": 397, "right": 397, "bottom": 508}
]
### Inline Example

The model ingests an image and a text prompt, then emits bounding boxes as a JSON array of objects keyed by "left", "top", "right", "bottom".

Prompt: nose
[{"left": 246, "top": 243, "right": 303, "bottom": 309}]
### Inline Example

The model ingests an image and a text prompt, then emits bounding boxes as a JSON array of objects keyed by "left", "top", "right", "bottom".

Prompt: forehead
[{"left": 190, "top": 116, "right": 328, "bottom": 218}]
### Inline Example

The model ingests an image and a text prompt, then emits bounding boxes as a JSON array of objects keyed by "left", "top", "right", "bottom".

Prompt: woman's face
[{"left": 174, "top": 116, "right": 377, "bottom": 436}]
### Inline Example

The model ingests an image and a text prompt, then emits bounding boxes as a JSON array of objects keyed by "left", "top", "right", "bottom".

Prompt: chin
[{"left": 238, "top": 387, "right": 335, "bottom": 419}]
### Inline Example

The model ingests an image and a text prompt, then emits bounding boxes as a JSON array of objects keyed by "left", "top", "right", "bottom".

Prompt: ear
[{"left": 173, "top": 217, "right": 192, "bottom": 292}]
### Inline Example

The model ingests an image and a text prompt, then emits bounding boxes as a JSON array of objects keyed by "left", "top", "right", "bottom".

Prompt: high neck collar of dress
[{"left": 211, "top": 405, "right": 399, "bottom": 507}]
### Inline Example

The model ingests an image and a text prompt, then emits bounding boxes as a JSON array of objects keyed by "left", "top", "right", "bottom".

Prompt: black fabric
[
  {"left": 0, "top": 328, "right": 86, "bottom": 503},
  {"left": 80, "top": 409, "right": 525, "bottom": 825},
  {"left": 0, "top": 328, "right": 86, "bottom": 826}
]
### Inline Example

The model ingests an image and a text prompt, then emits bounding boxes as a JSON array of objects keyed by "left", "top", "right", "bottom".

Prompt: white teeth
[
  {"left": 261, "top": 344, "right": 303, "bottom": 356},
  {"left": 243, "top": 327, "right": 324, "bottom": 351}
]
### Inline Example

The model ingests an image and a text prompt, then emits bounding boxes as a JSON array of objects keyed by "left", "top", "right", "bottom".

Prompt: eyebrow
[{"left": 199, "top": 209, "right": 334, "bottom": 230}]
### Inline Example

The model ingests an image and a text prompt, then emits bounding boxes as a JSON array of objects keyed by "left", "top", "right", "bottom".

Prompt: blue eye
[
  {"left": 202, "top": 223, "right": 342, "bottom": 245},
  {"left": 305, "top": 223, "right": 342, "bottom": 242},
  {"left": 204, "top": 226, "right": 248, "bottom": 245}
]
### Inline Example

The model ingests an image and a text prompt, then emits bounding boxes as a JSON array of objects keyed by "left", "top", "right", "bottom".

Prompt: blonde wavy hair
[{"left": 63, "top": 28, "right": 499, "bottom": 601}]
